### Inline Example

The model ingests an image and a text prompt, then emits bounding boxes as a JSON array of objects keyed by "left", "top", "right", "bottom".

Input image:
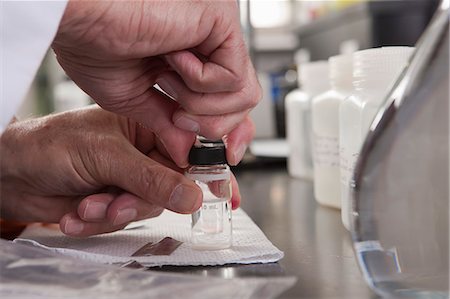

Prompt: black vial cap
[{"left": 189, "top": 139, "right": 228, "bottom": 165}]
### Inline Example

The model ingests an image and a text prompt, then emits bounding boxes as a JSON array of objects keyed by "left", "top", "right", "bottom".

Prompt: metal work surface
[{"left": 154, "top": 165, "right": 378, "bottom": 299}]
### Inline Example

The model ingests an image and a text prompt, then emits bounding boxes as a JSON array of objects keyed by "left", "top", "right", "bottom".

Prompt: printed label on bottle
[{"left": 313, "top": 133, "right": 339, "bottom": 167}]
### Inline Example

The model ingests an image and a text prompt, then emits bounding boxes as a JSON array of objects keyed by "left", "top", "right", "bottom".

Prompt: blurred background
[{"left": 18, "top": 0, "right": 439, "bottom": 157}]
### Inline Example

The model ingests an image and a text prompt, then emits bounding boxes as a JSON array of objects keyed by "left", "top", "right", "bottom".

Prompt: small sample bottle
[
  {"left": 311, "top": 54, "right": 353, "bottom": 209},
  {"left": 339, "top": 47, "right": 414, "bottom": 230},
  {"left": 185, "top": 139, "right": 232, "bottom": 250},
  {"left": 285, "top": 60, "right": 329, "bottom": 180}
]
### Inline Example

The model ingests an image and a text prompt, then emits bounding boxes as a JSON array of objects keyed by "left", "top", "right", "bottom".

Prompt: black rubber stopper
[{"left": 188, "top": 139, "right": 227, "bottom": 165}]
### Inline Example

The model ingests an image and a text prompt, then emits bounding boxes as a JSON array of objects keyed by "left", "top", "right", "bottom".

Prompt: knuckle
[
  {"left": 256, "top": 83, "right": 263, "bottom": 103},
  {"left": 250, "top": 83, "right": 263, "bottom": 108},
  {"left": 180, "top": 96, "right": 200, "bottom": 114},
  {"left": 231, "top": 74, "right": 245, "bottom": 91},
  {"left": 242, "top": 93, "right": 259, "bottom": 111},
  {"left": 186, "top": 76, "right": 205, "bottom": 93},
  {"left": 142, "top": 205, "right": 164, "bottom": 219},
  {"left": 239, "top": 79, "right": 261, "bottom": 111},
  {"left": 222, "top": 67, "right": 244, "bottom": 91}
]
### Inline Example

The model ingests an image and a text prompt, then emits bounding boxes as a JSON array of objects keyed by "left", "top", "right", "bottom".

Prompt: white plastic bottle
[
  {"left": 340, "top": 47, "right": 415, "bottom": 230},
  {"left": 285, "top": 60, "right": 329, "bottom": 180},
  {"left": 311, "top": 54, "right": 353, "bottom": 209}
]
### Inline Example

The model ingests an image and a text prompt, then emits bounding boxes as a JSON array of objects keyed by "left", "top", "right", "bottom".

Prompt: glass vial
[{"left": 185, "top": 139, "right": 232, "bottom": 250}]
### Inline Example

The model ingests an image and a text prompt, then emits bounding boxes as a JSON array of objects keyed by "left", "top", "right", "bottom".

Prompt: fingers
[
  {"left": 65, "top": 160, "right": 242, "bottom": 237},
  {"left": 87, "top": 138, "right": 202, "bottom": 214},
  {"left": 230, "top": 173, "right": 241, "bottom": 210},
  {"left": 77, "top": 193, "right": 163, "bottom": 223},
  {"left": 64, "top": 174, "right": 241, "bottom": 237},
  {"left": 106, "top": 193, "right": 165, "bottom": 225},
  {"left": 206, "top": 173, "right": 241, "bottom": 210},
  {"left": 77, "top": 193, "right": 114, "bottom": 221},
  {"left": 62, "top": 177, "right": 239, "bottom": 237},
  {"left": 117, "top": 159, "right": 201, "bottom": 214},
  {"left": 156, "top": 71, "right": 257, "bottom": 115},
  {"left": 60, "top": 212, "right": 128, "bottom": 237},
  {"left": 223, "top": 116, "right": 255, "bottom": 166},
  {"left": 62, "top": 192, "right": 165, "bottom": 237},
  {"left": 165, "top": 50, "right": 244, "bottom": 93},
  {"left": 172, "top": 108, "right": 249, "bottom": 140},
  {"left": 158, "top": 49, "right": 261, "bottom": 145},
  {"left": 147, "top": 149, "right": 182, "bottom": 173},
  {"left": 168, "top": 112, "right": 254, "bottom": 166},
  {"left": 107, "top": 87, "right": 196, "bottom": 168}
]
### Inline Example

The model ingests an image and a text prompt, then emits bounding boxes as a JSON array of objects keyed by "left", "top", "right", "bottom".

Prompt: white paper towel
[{"left": 14, "top": 208, "right": 283, "bottom": 267}]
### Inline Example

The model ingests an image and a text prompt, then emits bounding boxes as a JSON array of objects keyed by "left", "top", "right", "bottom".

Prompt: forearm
[{"left": 0, "top": 117, "right": 19, "bottom": 182}]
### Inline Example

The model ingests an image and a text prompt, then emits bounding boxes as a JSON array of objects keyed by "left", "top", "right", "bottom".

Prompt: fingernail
[
  {"left": 113, "top": 208, "right": 137, "bottom": 226},
  {"left": 156, "top": 78, "right": 178, "bottom": 99},
  {"left": 232, "top": 144, "right": 247, "bottom": 166},
  {"left": 169, "top": 184, "right": 201, "bottom": 212},
  {"left": 64, "top": 219, "right": 84, "bottom": 235},
  {"left": 83, "top": 201, "right": 107, "bottom": 220},
  {"left": 174, "top": 116, "right": 200, "bottom": 133}
]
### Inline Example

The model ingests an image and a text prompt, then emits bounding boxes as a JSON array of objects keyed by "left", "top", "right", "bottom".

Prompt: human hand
[
  {"left": 52, "top": 0, "right": 260, "bottom": 168},
  {"left": 0, "top": 106, "right": 242, "bottom": 237}
]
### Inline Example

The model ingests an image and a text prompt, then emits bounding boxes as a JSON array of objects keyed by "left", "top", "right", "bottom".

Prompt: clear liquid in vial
[{"left": 191, "top": 197, "right": 232, "bottom": 250}]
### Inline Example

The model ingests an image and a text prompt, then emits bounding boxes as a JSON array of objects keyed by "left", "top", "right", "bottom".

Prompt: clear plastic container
[
  {"left": 185, "top": 139, "right": 232, "bottom": 250},
  {"left": 351, "top": 0, "right": 449, "bottom": 297}
]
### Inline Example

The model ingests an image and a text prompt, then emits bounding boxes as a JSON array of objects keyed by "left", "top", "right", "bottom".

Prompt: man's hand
[
  {"left": 52, "top": 0, "right": 260, "bottom": 168},
  {"left": 0, "top": 106, "right": 242, "bottom": 237}
]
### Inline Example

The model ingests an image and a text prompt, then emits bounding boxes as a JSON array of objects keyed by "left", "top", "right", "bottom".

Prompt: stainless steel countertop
[{"left": 154, "top": 165, "right": 378, "bottom": 299}]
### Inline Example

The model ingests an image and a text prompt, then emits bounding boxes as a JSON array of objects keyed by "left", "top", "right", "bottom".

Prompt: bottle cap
[
  {"left": 329, "top": 54, "right": 353, "bottom": 91},
  {"left": 353, "top": 47, "right": 415, "bottom": 91},
  {"left": 299, "top": 60, "right": 330, "bottom": 96},
  {"left": 189, "top": 139, "right": 227, "bottom": 165},
  {"left": 294, "top": 48, "right": 311, "bottom": 67}
]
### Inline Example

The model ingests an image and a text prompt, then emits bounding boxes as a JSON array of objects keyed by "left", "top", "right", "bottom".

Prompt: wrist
[
  {"left": 0, "top": 122, "right": 20, "bottom": 182},
  {"left": 0, "top": 122, "right": 21, "bottom": 219}
]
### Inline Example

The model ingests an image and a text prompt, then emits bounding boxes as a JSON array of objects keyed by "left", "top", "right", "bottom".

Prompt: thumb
[
  {"left": 87, "top": 141, "right": 202, "bottom": 214},
  {"left": 99, "top": 87, "right": 196, "bottom": 168}
]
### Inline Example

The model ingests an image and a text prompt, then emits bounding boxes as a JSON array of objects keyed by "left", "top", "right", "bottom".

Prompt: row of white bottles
[{"left": 286, "top": 47, "right": 415, "bottom": 229}]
